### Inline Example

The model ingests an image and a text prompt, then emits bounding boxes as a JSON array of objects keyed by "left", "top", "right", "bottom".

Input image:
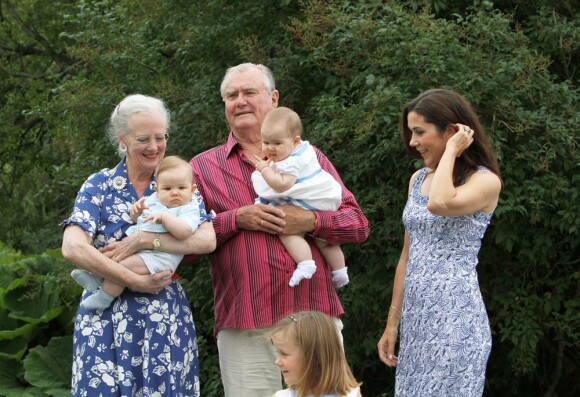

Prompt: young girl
[
  {"left": 270, "top": 311, "right": 362, "bottom": 397},
  {"left": 252, "top": 107, "right": 349, "bottom": 288}
]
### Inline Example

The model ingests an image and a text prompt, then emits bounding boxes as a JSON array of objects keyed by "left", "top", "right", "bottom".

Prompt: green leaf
[
  {"left": 0, "top": 310, "right": 38, "bottom": 341},
  {"left": 0, "top": 337, "right": 28, "bottom": 360},
  {"left": 23, "top": 336, "right": 72, "bottom": 391},
  {"left": 3, "top": 277, "right": 63, "bottom": 324},
  {"left": 0, "top": 356, "right": 24, "bottom": 395}
]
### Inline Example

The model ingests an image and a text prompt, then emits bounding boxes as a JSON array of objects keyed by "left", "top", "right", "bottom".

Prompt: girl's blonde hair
[{"left": 270, "top": 311, "right": 361, "bottom": 397}]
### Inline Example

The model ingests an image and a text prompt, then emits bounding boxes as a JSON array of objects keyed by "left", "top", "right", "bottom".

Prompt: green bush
[
  {"left": 286, "top": 2, "right": 579, "bottom": 395},
  {"left": 1, "top": 0, "right": 578, "bottom": 395},
  {"left": 0, "top": 244, "right": 77, "bottom": 396}
]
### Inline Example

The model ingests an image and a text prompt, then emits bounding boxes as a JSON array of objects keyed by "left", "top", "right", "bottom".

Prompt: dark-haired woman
[{"left": 377, "top": 89, "right": 502, "bottom": 396}]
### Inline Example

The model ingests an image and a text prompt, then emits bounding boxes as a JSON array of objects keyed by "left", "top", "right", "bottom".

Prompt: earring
[{"left": 119, "top": 143, "right": 127, "bottom": 153}]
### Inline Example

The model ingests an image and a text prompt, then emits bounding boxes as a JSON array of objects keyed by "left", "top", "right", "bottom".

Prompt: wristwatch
[{"left": 152, "top": 233, "right": 161, "bottom": 250}]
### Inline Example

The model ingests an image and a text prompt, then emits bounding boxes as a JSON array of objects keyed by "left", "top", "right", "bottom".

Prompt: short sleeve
[
  {"left": 61, "top": 172, "right": 104, "bottom": 238},
  {"left": 273, "top": 157, "right": 302, "bottom": 177},
  {"left": 194, "top": 190, "right": 215, "bottom": 222},
  {"left": 61, "top": 160, "right": 137, "bottom": 248},
  {"left": 176, "top": 203, "right": 202, "bottom": 232}
]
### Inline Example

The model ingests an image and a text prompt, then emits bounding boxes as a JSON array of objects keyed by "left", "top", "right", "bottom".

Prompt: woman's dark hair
[{"left": 401, "top": 89, "right": 502, "bottom": 186}]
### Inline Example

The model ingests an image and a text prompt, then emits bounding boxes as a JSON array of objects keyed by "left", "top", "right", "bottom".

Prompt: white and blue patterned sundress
[
  {"left": 396, "top": 167, "right": 493, "bottom": 397},
  {"left": 63, "top": 158, "right": 210, "bottom": 397}
]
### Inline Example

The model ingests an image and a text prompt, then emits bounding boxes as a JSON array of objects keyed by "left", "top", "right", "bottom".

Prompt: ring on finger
[{"left": 261, "top": 219, "right": 264, "bottom": 227}]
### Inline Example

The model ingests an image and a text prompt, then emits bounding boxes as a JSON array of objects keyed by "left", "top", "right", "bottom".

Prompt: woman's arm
[
  {"left": 62, "top": 225, "right": 171, "bottom": 293},
  {"left": 377, "top": 231, "right": 409, "bottom": 367},
  {"left": 378, "top": 172, "right": 417, "bottom": 367},
  {"left": 101, "top": 221, "right": 216, "bottom": 262},
  {"left": 428, "top": 125, "right": 501, "bottom": 216},
  {"left": 150, "top": 220, "right": 216, "bottom": 254}
]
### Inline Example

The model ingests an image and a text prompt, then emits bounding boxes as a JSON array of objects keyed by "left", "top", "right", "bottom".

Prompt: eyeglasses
[{"left": 131, "top": 133, "right": 169, "bottom": 145}]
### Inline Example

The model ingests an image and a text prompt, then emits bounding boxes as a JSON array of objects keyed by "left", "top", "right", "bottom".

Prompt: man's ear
[{"left": 271, "top": 90, "right": 280, "bottom": 107}]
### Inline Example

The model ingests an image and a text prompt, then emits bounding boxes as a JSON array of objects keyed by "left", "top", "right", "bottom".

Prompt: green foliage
[
  {"left": 24, "top": 336, "right": 72, "bottom": 397},
  {"left": 0, "top": 247, "right": 77, "bottom": 396},
  {"left": 287, "top": 1, "right": 579, "bottom": 395},
  {"left": 0, "top": 0, "right": 578, "bottom": 396}
]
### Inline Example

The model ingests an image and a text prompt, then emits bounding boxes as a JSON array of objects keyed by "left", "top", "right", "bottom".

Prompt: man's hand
[
  {"left": 235, "top": 203, "right": 286, "bottom": 234},
  {"left": 278, "top": 205, "right": 316, "bottom": 235}
]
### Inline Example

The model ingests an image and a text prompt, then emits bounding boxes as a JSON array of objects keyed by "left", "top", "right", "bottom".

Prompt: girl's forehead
[{"left": 272, "top": 329, "right": 295, "bottom": 344}]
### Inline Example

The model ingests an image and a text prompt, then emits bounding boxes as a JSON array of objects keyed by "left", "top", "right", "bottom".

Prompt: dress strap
[{"left": 411, "top": 167, "right": 429, "bottom": 195}]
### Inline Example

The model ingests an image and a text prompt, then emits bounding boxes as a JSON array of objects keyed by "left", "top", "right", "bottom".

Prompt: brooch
[{"left": 112, "top": 176, "right": 127, "bottom": 191}]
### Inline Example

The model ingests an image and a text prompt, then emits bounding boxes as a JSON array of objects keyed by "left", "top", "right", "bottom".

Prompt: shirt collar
[{"left": 225, "top": 131, "right": 242, "bottom": 158}]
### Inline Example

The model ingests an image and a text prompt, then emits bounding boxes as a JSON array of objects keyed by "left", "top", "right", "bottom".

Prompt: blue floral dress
[
  {"left": 63, "top": 158, "right": 210, "bottom": 397},
  {"left": 396, "top": 167, "right": 493, "bottom": 396}
]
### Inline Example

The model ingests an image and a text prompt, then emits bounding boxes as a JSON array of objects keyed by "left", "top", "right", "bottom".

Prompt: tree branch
[{"left": 0, "top": 0, "right": 74, "bottom": 67}]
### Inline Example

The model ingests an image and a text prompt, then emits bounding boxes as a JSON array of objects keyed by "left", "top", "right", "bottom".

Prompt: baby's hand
[
  {"left": 142, "top": 213, "right": 164, "bottom": 224},
  {"left": 131, "top": 198, "right": 148, "bottom": 217},
  {"left": 253, "top": 154, "right": 270, "bottom": 172}
]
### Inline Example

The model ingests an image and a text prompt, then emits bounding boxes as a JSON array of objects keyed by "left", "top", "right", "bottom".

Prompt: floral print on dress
[{"left": 64, "top": 158, "right": 210, "bottom": 397}]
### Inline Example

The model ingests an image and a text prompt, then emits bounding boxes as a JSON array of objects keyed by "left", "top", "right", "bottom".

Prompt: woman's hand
[
  {"left": 378, "top": 324, "right": 399, "bottom": 367},
  {"left": 100, "top": 232, "right": 143, "bottom": 263},
  {"left": 448, "top": 124, "right": 475, "bottom": 157},
  {"left": 128, "top": 270, "right": 173, "bottom": 294}
]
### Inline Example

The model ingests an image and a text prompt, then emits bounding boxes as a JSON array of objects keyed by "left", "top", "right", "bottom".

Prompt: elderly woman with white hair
[{"left": 62, "top": 94, "right": 215, "bottom": 396}]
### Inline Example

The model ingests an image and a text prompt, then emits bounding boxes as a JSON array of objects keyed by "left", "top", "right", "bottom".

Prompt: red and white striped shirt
[{"left": 190, "top": 132, "right": 369, "bottom": 335}]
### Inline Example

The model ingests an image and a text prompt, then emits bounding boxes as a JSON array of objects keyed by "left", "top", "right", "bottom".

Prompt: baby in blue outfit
[{"left": 72, "top": 156, "right": 200, "bottom": 310}]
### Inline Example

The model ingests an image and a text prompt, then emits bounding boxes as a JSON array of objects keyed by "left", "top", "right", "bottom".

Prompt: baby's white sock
[
  {"left": 289, "top": 260, "right": 317, "bottom": 287},
  {"left": 331, "top": 266, "right": 349, "bottom": 288}
]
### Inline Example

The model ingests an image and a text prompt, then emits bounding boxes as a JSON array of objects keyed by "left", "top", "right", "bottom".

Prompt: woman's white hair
[{"left": 107, "top": 94, "right": 170, "bottom": 156}]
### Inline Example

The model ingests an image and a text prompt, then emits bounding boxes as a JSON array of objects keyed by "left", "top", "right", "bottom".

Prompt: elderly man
[{"left": 190, "top": 63, "right": 369, "bottom": 397}]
